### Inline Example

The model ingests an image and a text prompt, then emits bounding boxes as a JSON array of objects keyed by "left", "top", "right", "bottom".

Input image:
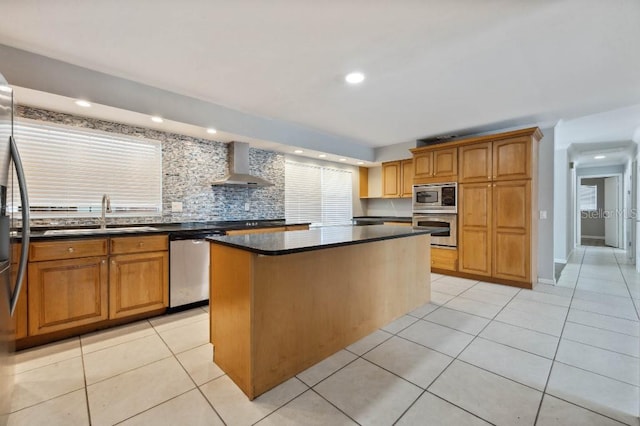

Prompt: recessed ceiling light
[
  {"left": 0, "top": 85, "right": 13, "bottom": 93},
  {"left": 594, "top": 155, "right": 606, "bottom": 159},
  {"left": 345, "top": 72, "right": 365, "bottom": 84},
  {"left": 339, "top": 158, "right": 347, "bottom": 162},
  {"left": 207, "top": 128, "right": 217, "bottom": 134},
  {"left": 74, "top": 100, "right": 91, "bottom": 108},
  {"left": 151, "top": 116, "right": 163, "bottom": 123},
  {"left": 294, "top": 149, "right": 303, "bottom": 154},
  {"left": 318, "top": 154, "right": 327, "bottom": 158},
  {"left": 357, "top": 161, "right": 364, "bottom": 165}
]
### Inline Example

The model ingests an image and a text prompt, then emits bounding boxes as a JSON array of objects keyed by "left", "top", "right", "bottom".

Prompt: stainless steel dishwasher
[{"left": 169, "top": 230, "right": 224, "bottom": 311}]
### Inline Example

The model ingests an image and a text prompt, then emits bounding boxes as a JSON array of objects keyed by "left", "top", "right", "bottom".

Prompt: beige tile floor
[{"left": 8, "top": 245, "right": 640, "bottom": 425}]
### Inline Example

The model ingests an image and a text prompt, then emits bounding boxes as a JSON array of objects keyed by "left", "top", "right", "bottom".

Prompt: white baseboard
[
  {"left": 538, "top": 278, "right": 556, "bottom": 285},
  {"left": 582, "top": 235, "right": 605, "bottom": 240},
  {"left": 554, "top": 258, "right": 567, "bottom": 264}
]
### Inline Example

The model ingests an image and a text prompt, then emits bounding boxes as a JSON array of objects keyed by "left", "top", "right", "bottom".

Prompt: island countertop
[{"left": 207, "top": 224, "right": 445, "bottom": 255}]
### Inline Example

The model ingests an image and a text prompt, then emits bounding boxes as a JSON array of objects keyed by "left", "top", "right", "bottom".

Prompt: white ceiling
[{"left": 1, "top": 0, "right": 639, "bottom": 159}]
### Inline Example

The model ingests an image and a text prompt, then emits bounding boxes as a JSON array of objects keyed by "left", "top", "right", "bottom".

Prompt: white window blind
[
  {"left": 579, "top": 185, "right": 597, "bottom": 211},
  {"left": 285, "top": 161, "right": 352, "bottom": 226},
  {"left": 11, "top": 119, "right": 162, "bottom": 218}
]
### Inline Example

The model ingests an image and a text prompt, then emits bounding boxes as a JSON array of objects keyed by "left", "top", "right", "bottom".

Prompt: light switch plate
[
  {"left": 539, "top": 210, "right": 547, "bottom": 220},
  {"left": 244, "top": 202, "right": 250, "bottom": 211},
  {"left": 172, "top": 201, "right": 183, "bottom": 212}
]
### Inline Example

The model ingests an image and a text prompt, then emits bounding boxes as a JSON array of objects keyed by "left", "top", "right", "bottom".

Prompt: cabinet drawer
[
  {"left": 431, "top": 247, "right": 458, "bottom": 271},
  {"left": 110, "top": 235, "right": 168, "bottom": 255},
  {"left": 29, "top": 239, "right": 108, "bottom": 262}
]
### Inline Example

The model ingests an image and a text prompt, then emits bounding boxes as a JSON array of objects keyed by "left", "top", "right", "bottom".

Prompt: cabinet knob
[
  {"left": 112, "top": 260, "right": 116, "bottom": 265},
  {"left": 67, "top": 247, "right": 74, "bottom": 253},
  {"left": 101, "top": 260, "right": 106, "bottom": 264}
]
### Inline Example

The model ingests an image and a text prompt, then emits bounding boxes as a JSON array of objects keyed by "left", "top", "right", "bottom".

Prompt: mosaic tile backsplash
[{"left": 16, "top": 106, "right": 285, "bottom": 227}]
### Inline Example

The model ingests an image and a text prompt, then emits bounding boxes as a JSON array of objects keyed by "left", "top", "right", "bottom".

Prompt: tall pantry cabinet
[
  {"left": 457, "top": 130, "right": 541, "bottom": 287},
  {"left": 411, "top": 127, "right": 541, "bottom": 288}
]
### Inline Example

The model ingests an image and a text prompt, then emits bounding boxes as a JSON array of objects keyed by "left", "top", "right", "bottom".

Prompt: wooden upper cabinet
[
  {"left": 382, "top": 161, "right": 401, "bottom": 198},
  {"left": 401, "top": 160, "right": 414, "bottom": 198},
  {"left": 432, "top": 148, "right": 457, "bottom": 179},
  {"left": 459, "top": 142, "right": 492, "bottom": 183},
  {"left": 382, "top": 160, "right": 413, "bottom": 198},
  {"left": 493, "top": 136, "right": 531, "bottom": 181},
  {"left": 413, "top": 151, "right": 433, "bottom": 179},
  {"left": 413, "top": 147, "right": 457, "bottom": 183}
]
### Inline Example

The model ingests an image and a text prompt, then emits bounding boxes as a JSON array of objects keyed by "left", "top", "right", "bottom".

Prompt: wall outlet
[
  {"left": 539, "top": 210, "right": 547, "bottom": 220},
  {"left": 244, "top": 202, "right": 250, "bottom": 211},
  {"left": 172, "top": 201, "right": 183, "bottom": 213}
]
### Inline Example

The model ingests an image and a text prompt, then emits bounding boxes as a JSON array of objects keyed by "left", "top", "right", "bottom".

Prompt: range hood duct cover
[{"left": 211, "top": 141, "right": 274, "bottom": 187}]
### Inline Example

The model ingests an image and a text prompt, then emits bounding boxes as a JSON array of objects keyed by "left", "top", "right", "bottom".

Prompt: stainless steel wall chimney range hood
[{"left": 211, "top": 141, "right": 274, "bottom": 187}]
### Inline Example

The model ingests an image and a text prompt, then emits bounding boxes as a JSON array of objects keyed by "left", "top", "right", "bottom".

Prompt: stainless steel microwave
[{"left": 412, "top": 182, "right": 457, "bottom": 214}]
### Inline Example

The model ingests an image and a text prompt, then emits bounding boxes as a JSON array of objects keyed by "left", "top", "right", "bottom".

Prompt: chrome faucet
[{"left": 100, "top": 194, "right": 112, "bottom": 229}]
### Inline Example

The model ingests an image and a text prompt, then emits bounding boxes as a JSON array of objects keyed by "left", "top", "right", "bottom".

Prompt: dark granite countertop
[
  {"left": 207, "top": 224, "right": 444, "bottom": 256},
  {"left": 352, "top": 216, "right": 412, "bottom": 224},
  {"left": 16, "top": 220, "right": 310, "bottom": 241}
]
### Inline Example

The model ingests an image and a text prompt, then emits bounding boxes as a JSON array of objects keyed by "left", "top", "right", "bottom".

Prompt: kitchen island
[{"left": 207, "top": 224, "right": 437, "bottom": 399}]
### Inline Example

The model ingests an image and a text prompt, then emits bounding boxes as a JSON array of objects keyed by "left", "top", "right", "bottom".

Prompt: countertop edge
[{"left": 207, "top": 226, "right": 441, "bottom": 256}]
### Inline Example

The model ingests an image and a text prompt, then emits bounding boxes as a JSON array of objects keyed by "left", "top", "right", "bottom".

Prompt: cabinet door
[
  {"left": 109, "top": 251, "right": 168, "bottom": 319},
  {"left": 493, "top": 180, "right": 531, "bottom": 282},
  {"left": 458, "top": 183, "right": 492, "bottom": 277},
  {"left": 459, "top": 142, "right": 492, "bottom": 183},
  {"left": 401, "top": 160, "right": 414, "bottom": 198},
  {"left": 382, "top": 161, "right": 401, "bottom": 198},
  {"left": 413, "top": 152, "right": 433, "bottom": 179},
  {"left": 28, "top": 256, "right": 108, "bottom": 335},
  {"left": 432, "top": 148, "right": 457, "bottom": 179},
  {"left": 493, "top": 137, "right": 531, "bottom": 181}
]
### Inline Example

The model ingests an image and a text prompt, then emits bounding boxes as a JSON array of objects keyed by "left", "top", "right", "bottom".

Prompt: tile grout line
[
  {"left": 78, "top": 335, "right": 94, "bottom": 426},
  {"left": 393, "top": 279, "right": 528, "bottom": 424},
  {"left": 532, "top": 245, "right": 584, "bottom": 425},
  {"left": 532, "top": 246, "right": 638, "bottom": 426}
]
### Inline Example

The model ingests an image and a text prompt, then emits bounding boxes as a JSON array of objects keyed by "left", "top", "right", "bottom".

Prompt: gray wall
[
  {"left": 580, "top": 178, "right": 605, "bottom": 238},
  {"left": 17, "top": 106, "right": 285, "bottom": 226},
  {"left": 537, "top": 127, "right": 555, "bottom": 283}
]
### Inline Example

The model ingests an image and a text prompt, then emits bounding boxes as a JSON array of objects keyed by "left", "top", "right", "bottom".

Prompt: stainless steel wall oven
[{"left": 412, "top": 214, "right": 457, "bottom": 247}]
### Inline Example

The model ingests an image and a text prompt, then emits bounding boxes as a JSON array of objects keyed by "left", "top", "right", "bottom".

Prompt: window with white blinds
[
  {"left": 579, "top": 184, "right": 598, "bottom": 211},
  {"left": 285, "top": 161, "right": 352, "bottom": 226},
  {"left": 11, "top": 119, "right": 162, "bottom": 218}
]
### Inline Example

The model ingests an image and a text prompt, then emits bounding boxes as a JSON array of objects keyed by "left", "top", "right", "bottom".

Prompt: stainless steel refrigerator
[{"left": 0, "top": 72, "right": 30, "bottom": 424}]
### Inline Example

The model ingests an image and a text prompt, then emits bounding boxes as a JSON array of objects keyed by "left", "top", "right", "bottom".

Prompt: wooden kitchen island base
[{"left": 209, "top": 228, "right": 431, "bottom": 399}]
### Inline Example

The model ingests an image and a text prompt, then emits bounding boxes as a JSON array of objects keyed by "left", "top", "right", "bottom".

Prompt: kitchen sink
[{"left": 43, "top": 226, "right": 158, "bottom": 235}]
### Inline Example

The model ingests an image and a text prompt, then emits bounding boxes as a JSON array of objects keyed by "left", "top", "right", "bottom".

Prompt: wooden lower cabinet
[
  {"left": 459, "top": 180, "right": 532, "bottom": 285},
  {"left": 11, "top": 244, "right": 28, "bottom": 340},
  {"left": 28, "top": 256, "right": 108, "bottom": 336},
  {"left": 109, "top": 251, "right": 168, "bottom": 319},
  {"left": 458, "top": 183, "right": 492, "bottom": 277},
  {"left": 493, "top": 180, "right": 531, "bottom": 282},
  {"left": 431, "top": 247, "right": 457, "bottom": 271}
]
